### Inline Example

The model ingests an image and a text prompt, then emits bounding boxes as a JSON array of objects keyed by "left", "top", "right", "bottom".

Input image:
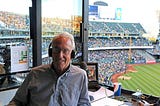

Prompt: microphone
[
  {"left": 79, "top": 61, "right": 101, "bottom": 91},
  {"left": 79, "top": 61, "right": 88, "bottom": 70},
  {"left": 79, "top": 61, "right": 95, "bottom": 101},
  {"left": 74, "top": 52, "right": 82, "bottom": 59},
  {"left": 79, "top": 61, "right": 89, "bottom": 77}
]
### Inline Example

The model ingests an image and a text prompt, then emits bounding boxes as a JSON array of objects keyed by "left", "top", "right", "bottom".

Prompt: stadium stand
[{"left": 0, "top": 11, "right": 160, "bottom": 85}]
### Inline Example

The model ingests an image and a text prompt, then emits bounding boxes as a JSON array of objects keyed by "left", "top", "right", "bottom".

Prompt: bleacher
[
  {"left": 0, "top": 11, "right": 159, "bottom": 85},
  {"left": 89, "top": 21, "right": 146, "bottom": 35},
  {"left": 88, "top": 21, "right": 156, "bottom": 84}
]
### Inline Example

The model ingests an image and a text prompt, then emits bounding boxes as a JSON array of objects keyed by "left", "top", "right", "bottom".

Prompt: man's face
[{"left": 52, "top": 37, "right": 73, "bottom": 73}]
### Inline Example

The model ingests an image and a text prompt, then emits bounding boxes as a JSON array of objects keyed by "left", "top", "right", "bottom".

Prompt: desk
[
  {"left": 88, "top": 86, "right": 158, "bottom": 106},
  {"left": 91, "top": 97, "right": 132, "bottom": 106},
  {"left": 89, "top": 87, "right": 132, "bottom": 106}
]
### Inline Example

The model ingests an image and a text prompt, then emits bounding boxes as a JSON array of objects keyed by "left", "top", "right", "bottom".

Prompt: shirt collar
[{"left": 50, "top": 62, "right": 71, "bottom": 77}]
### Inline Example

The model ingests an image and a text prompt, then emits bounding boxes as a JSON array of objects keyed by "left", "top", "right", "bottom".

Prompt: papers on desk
[
  {"left": 89, "top": 87, "right": 107, "bottom": 101},
  {"left": 89, "top": 87, "right": 132, "bottom": 106},
  {"left": 91, "top": 97, "right": 132, "bottom": 106},
  {"left": 89, "top": 86, "right": 114, "bottom": 101}
]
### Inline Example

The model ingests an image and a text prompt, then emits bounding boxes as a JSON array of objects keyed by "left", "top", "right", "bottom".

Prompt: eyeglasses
[{"left": 52, "top": 47, "right": 71, "bottom": 55}]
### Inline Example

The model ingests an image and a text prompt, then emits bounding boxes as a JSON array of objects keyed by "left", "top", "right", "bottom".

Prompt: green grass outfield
[{"left": 118, "top": 63, "right": 160, "bottom": 97}]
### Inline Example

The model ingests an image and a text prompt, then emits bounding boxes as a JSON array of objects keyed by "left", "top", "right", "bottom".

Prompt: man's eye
[
  {"left": 52, "top": 48, "right": 60, "bottom": 53},
  {"left": 63, "top": 49, "right": 69, "bottom": 53},
  {"left": 52, "top": 48, "right": 70, "bottom": 54}
]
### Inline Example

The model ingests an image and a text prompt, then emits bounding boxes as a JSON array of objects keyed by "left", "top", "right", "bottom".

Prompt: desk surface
[
  {"left": 89, "top": 87, "right": 130, "bottom": 106},
  {"left": 91, "top": 97, "right": 133, "bottom": 106},
  {"left": 88, "top": 86, "right": 154, "bottom": 106}
]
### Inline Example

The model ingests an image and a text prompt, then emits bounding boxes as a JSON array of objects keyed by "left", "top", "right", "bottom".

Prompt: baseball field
[{"left": 118, "top": 63, "right": 160, "bottom": 97}]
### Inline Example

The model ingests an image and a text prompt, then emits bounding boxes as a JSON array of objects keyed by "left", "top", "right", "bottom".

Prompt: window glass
[
  {"left": 0, "top": 0, "right": 32, "bottom": 75},
  {"left": 42, "top": 0, "right": 82, "bottom": 64},
  {"left": 88, "top": 0, "right": 160, "bottom": 97}
]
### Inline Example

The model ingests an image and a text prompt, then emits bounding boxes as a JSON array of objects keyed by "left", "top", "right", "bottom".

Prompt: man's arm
[{"left": 7, "top": 72, "right": 32, "bottom": 106}]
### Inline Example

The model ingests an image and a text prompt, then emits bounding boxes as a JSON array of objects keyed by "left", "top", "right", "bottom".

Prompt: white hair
[{"left": 52, "top": 32, "right": 75, "bottom": 50}]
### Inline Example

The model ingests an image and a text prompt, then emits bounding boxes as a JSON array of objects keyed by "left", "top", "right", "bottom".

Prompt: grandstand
[
  {"left": 0, "top": 11, "right": 83, "bottom": 67},
  {"left": 89, "top": 21, "right": 146, "bottom": 35},
  {"left": 0, "top": 10, "right": 160, "bottom": 89},
  {"left": 87, "top": 20, "right": 160, "bottom": 85}
]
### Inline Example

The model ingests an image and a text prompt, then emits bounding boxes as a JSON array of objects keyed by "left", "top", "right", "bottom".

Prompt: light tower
[
  {"left": 128, "top": 36, "right": 132, "bottom": 63},
  {"left": 156, "top": 9, "right": 160, "bottom": 42}
]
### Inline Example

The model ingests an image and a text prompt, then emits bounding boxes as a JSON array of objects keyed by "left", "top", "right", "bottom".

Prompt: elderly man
[{"left": 8, "top": 32, "right": 91, "bottom": 106}]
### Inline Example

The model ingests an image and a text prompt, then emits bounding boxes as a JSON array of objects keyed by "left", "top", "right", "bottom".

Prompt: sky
[
  {"left": 89, "top": 0, "right": 160, "bottom": 37},
  {"left": 0, "top": 0, "right": 82, "bottom": 18},
  {"left": 0, "top": 0, "right": 31, "bottom": 15},
  {"left": 42, "top": 0, "right": 82, "bottom": 18},
  {"left": 0, "top": 0, "right": 159, "bottom": 37}
]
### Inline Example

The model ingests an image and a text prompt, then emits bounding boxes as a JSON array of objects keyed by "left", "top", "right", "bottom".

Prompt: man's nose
[{"left": 58, "top": 50, "right": 64, "bottom": 57}]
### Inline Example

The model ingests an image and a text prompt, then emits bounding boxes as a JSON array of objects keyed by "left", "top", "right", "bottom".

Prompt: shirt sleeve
[
  {"left": 7, "top": 72, "right": 33, "bottom": 106},
  {"left": 78, "top": 71, "right": 91, "bottom": 106}
]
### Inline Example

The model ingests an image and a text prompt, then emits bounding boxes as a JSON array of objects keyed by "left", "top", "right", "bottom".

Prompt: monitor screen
[
  {"left": 72, "top": 62, "right": 98, "bottom": 82},
  {"left": 0, "top": 45, "right": 29, "bottom": 74}
]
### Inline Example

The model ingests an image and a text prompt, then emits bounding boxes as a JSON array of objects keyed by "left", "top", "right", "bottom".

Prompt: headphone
[{"left": 48, "top": 42, "right": 75, "bottom": 59}]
